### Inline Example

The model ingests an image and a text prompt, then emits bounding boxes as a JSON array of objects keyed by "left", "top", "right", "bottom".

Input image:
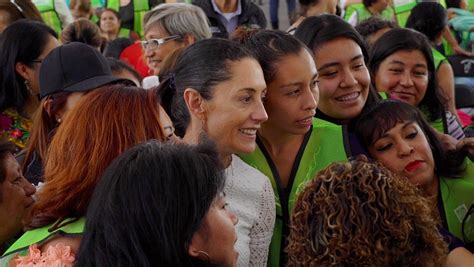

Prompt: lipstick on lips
[{"left": 405, "top": 160, "right": 423, "bottom": 172}]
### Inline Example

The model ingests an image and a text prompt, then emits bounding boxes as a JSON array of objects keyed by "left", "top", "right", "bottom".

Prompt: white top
[
  {"left": 55, "top": 0, "right": 74, "bottom": 27},
  {"left": 225, "top": 155, "right": 275, "bottom": 267}
]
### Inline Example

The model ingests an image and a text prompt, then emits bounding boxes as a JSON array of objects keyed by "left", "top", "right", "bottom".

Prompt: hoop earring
[
  {"left": 197, "top": 250, "right": 210, "bottom": 262},
  {"left": 24, "top": 80, "right": 34, "bottom": 95}
]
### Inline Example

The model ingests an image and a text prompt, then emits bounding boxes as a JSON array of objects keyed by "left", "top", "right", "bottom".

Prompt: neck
[
  {"left": 183, "top": 121, "right": 233, "bottom": 168},
  {"left": 422, "top": 174, "right": 439, "bottom": 199},
  {"left": 105, "top": 30, "right": 119, "bottom": 41},
  {"left": 214, "top": 0, "right": 238, "bottom": 13},
  {"left": 258, "top": 124, "right": 306, "bottom": 156},
  {"left": 305, "top": 4, "right": 326, "bottom": 16},
  {"left": 24, "top": 95, "right": 39, "bottom": 119}
]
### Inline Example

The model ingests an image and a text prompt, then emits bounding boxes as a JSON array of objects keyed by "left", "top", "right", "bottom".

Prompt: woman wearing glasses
[
  {"left": 142, "top": 3, "right": 211, "bottom": 76},
  {"left": 0, "top": 20, "right": 59, "bottom": 150}
]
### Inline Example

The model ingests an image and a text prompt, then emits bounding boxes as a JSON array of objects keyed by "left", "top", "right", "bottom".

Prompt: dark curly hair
[{"left": 287, "top": 159, "right": 448, "bottom": 266}]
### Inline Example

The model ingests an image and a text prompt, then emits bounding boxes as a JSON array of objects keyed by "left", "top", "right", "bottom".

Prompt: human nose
[
  {"left": 303, "top": 85, "right": 318, "bottom": 110},
  {"left": 396, "top": 141, "right": 414, "bottom": 157},
  {"left": 21, "top": 177, "right": 36, "bottom": 196},
  {"left": 228, "top": 210, "right": 239, "bottom": 225},
  {"left": 252, "top": 98, "right": 268, "bottom": 123},
  {"left": 340, "top": 69, "right": 358, "bottom": 88},
  {"left": 144, "top": 45, "right": 154, "bottom": 57},
  {"left": 400, "top": 71, "right": 414, "bottom": 87}
]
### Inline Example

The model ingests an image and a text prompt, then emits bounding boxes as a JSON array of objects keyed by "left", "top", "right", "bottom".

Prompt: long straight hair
[{"left": 28, "top": 85, "right": 166, "bottom": 229}]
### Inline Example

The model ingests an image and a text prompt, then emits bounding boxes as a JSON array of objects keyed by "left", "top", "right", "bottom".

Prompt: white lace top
[{"left": 225, "top": 155, "right": 276, "bottom": 267}]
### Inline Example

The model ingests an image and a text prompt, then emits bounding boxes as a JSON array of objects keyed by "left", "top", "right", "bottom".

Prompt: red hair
[{"left": 29, "top": 85, "right": 165, "bottom": 229}]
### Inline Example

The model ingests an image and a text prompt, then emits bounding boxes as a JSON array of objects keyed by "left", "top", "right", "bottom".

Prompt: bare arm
[{"left": 437, "top": 62, "right": 459, "bottom": 121}]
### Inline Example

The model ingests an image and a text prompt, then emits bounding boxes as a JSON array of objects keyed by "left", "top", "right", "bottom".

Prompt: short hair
[
  {"left": 28, "top": 85, "right": 167, "bottom": 229},
  {"left": 77, "top": 140, "right": 225, "bottom": 266},
  {"left": 98, "top": 7, "right": 120, "bottom": 21},
  {"left": 235, "top": 29, "right": 311, "bottom": 84},
  {"left": 406, "top": 2, "right": 447, "bottom": 42},
  {"left": 356, "top": 100, "right": 466, "bottom": 178},
  {"left": 60, "top": 18, "right": 104, "bottom": 50},
  {"left": 0, "top": 20, "right": 57, "bottom": 114},
  {"left": 355, "top": 16, "right": 396, "bottom": 40},
  {"left": 158, "top": 38, "right": 254, "bottom": 137},
  {"left": 369, "top": 28, "right": 445, "bottom": 122},
  {"left": 287, "top": 159, "right": 448, "bottom": 266},
  {"left": 143, "top": 3, "right": 211, "bottom": 41},
  {"left": 0, "top": 141, "right": 16, "bottom": 201}
]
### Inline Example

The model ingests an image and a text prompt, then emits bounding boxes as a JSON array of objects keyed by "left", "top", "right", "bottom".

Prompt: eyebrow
[
  {"left": 279, "top": 73, "right": 320, "bottom": 89},
  {"left": 388, "top": 60, "right": 427, "bottom": 68},
  {"left": 318, "top": 54, "right": 364, "bottom": 71},
  {"left": 379, "top": 121, "right": 414, "bottom": 138}
]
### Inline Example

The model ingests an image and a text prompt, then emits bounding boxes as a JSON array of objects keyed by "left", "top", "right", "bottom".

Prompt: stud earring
[{"left": 24, "top": 80, "right": 34, "bottom": 95}]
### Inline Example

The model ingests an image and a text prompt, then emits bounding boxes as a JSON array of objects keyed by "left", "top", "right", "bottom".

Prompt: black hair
[
  {"left": 446, "top": 0, "right": 463, "bottom": 8},
  {"left": 363, "top": 0, "right": 377, "bottom": 8},
  {"left": 107, "top": 58, "right": 142, "bottom": 84},
  {"left": 355, "top": 16, "right": 396, "bottom": 40},
  {"left": 103, "top": 37, "right": 134, "bottom": 59},
  {"left": 369, "top": 28, "right": 445, "bottom": 122},
  {"left": 238, "top": 30, "right": 311, "bottom": 84},
  {"left": 406, "top": 2, "right": 447, "bottom": 42},
  {"left": 299, "top": 0, "right": 320, "bottom": 7},
  {"left": 294, "top": 15, "right": 380, "bottom": 123},
  {"left": 0, "top": 20, "right": 57, "bottom": 114},
  {"left": 0, "top": 140, "right": 17, "bottom": 201},
  {"left": 77, "top": 140, "right": 225, "bottom": 267},
  {"left": 356, "top": 100, "right": 466, "bottom": 178},
  {"left": 158, "top": 38, "right": 255, "bottom": 137}
]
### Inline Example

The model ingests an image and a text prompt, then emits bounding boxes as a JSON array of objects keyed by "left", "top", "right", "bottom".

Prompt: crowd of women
[{"left": 0, "top": 0, "right": 474, "bottom": 266}]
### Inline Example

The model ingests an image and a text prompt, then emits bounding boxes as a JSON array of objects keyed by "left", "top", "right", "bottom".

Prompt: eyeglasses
[
  {"left": 140, "top": 35, "right": 181, "bottom": 50},
  {"left": 10, "top": 0, "right": 23, "bottom": 13}
]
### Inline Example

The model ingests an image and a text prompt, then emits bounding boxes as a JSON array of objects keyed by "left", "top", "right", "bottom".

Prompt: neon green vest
[
  {"left": 344, "top": 3, "right": 394, "bottom": 23},
  {"left": 32, "top": 0, "right": 63, "bottom": 34},
  {"left": 106, "top": 0, "right": 149, "bottom": 38},
  {"left": 432, "top": 47, "right": 448, "bottom": 71},
  {"left": 91, "top": 0, "right": 104, "bottom": 8},
  {"left": 119, "top": 27, "right": 131, "bottom": 38},
  {"left": 440, "top": 160, "right": 474, "bottom": 242},
  {"left": 0, "top": 217, "right": 85, "bottom": 265},
  {"left": 393, "top": 0, "right": 417, "bottom": 27},
  {"left": 239, "top": 118, "right": 350, "bottom": 267}
]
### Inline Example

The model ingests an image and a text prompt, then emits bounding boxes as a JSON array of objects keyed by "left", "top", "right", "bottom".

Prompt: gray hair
[{"left": 143, "top": 3, "right": 212, "bottom": 41}]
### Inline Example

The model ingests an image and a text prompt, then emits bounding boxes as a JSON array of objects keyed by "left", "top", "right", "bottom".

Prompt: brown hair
[
  {"left": 60, "top": 18, "right": 104, "bottom": 50},
  {"left": 287, "top": 159, "right": 448, "bottom": 266},
  {"left": 29, "top": 85, "right": 166, "bottom": 229},
  {"left": 0, "top": 0, "right": 42, "bottom": 27},
  {"left": 0, "top": 140, "right": 16, "bottom": 201}
]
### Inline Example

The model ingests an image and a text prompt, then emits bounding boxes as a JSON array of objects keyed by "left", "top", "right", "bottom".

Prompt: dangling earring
[
  {"left": 196, "top": 250, "right": 210, "bottom": 262},
  {"left": 24, "top": 80, "right": 34, "bottom": 95}
]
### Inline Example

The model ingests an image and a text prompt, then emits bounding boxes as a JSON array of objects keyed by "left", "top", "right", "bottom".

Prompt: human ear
[
  {"left": 187, "top": 231, "right": 207, "bottom": 258},
  {"left": 182, "top": 33, "right": 196, "bottom": 46},
  {"left": 183, "top": 88, "right": 206, "bottom": 120},
  {"left": 15, "top": 62, "right": 31, "bottom": 81}
]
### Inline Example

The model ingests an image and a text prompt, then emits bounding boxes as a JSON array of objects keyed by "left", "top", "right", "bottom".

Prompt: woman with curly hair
[
  {"left": 356, "top": 100, "right": 474, "bottom": 264},
  {"left": 287, "top": 159, "right": 448, "bottom": 266}
]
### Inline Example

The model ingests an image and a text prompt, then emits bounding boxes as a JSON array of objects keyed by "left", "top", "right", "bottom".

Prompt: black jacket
[{"left": 193, "top": 0, "right": 267, "bottom": 38}]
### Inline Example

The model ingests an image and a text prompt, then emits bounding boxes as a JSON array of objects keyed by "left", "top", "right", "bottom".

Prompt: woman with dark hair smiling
[
  {"left": 356, "top": 100, "right": 474, "bottom": 264},
  {"left": 369, "top": 28, "right": 465, "bottom": 140},
  {"left": 159, "top": 38, "right": 275, "bottom": 267},
  {"left": 77, "top": 141, "right": 238, "bottom": 266}
]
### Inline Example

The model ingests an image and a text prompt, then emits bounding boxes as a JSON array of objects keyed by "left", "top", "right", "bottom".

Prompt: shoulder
[{"left": 229, "top": 155, "right": 269, "bottom": 183}]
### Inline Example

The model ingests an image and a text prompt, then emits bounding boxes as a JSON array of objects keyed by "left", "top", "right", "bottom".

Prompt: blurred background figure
[
  {"left": 60, "top": 18, "right": 105, "bottom": 50},
  {"left": 32, "top": 0, "right": 74, "bottom": 34},
  {"left": 98, "top": 7, "right": 139, "bottom": 42},
  {"left": 0, "top": 0, "right": 43, "bottom": 33}
]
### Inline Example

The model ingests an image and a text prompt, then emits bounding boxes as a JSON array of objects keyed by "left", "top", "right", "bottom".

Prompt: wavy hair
[
  {"left": 28, "top": 85, "right": 166, "bottom": 229},
  {"left": 287, "top": 159, "right": 448, "bottom": 266}
]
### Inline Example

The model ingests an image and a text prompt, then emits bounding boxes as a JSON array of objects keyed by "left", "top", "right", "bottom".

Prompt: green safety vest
[
  {"left": 0, "top": 217, "right": 85, "bottom": 266},
  {"left": 392, "top": 0, "right": 418, "bottom": 27},
  {"left": 440, "top": 160, "right": 474, "bottom": 242},
  {"left": 119, "top": 27, "right": 131, "bottom": 38},
  {"left": 344, "top": 3, "right": 395, "bottom": 24},
  {"left": 32, "top": 0, "right": 63, "bottom": 34},
  {"left": 107, "top": 0, "right": 149, "bottom": 38},
  {"left": 239, "top": 118, "right": 350, "bottom": 267},
  {"left": 432, "top": 47, "right": 448, "bottom": 71}
]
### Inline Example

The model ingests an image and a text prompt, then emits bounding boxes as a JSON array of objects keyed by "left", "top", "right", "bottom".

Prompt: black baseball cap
[{"left": 39, "top": 42, "right": 125, "bottom": 99}]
